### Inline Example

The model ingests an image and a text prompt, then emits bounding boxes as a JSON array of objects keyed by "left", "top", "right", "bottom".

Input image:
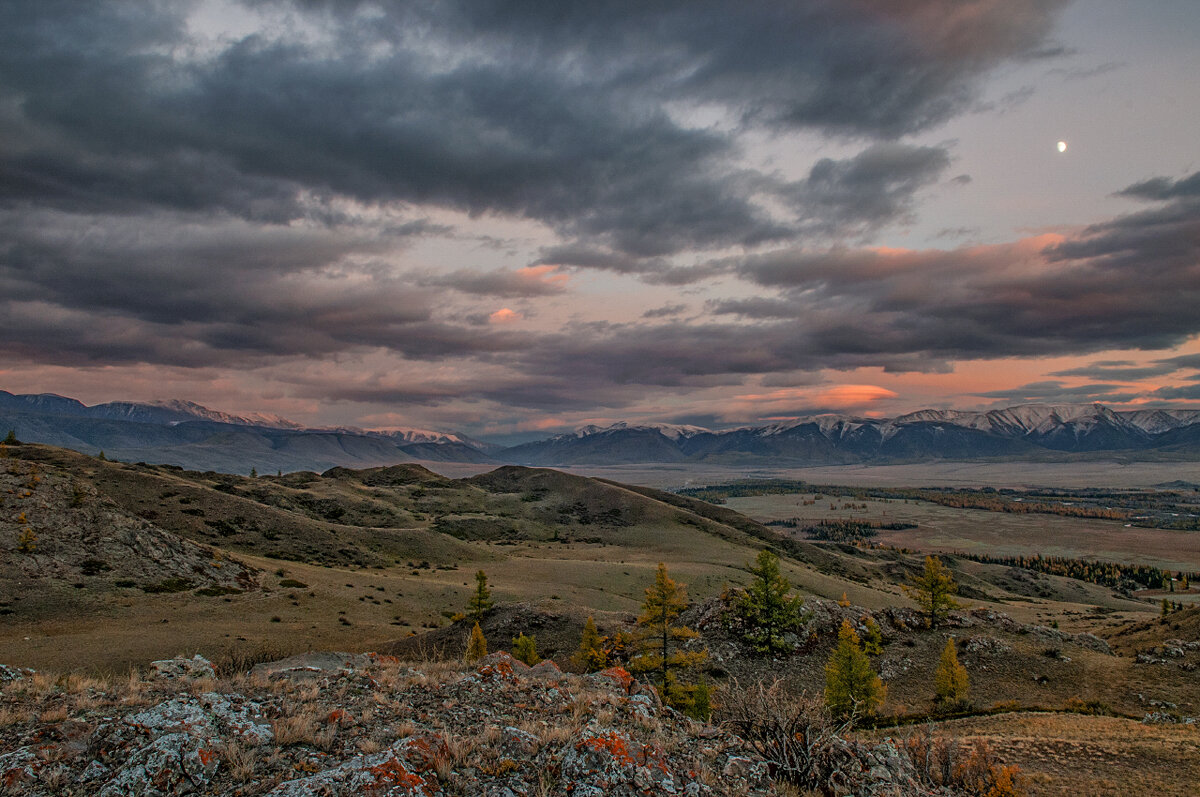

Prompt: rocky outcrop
[
  {"left": 0, "top": 458, "right": 258, "bottom": 601},
  {"left": 0, "top": 650, "right": 966, "bottom": 796}
]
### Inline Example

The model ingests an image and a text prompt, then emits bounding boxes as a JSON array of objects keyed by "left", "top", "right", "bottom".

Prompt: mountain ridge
[{"left": 4, "top": 390, "right": 1200, "bottom": 472}]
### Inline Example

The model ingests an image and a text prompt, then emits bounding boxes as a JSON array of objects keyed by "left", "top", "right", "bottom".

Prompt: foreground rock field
[{"left": 0, "top": 650, "right": 959, "bottom": 796}]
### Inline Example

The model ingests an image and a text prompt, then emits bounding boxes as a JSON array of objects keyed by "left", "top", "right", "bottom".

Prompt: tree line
[
  {"left": 457, "top": 551, "right": 969, "bottom": 726},
  {"left": 949, "top": 552, "right": 1197, "bottom": 592}
]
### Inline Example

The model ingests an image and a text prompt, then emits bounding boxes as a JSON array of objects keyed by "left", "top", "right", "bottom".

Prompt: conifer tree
[
  {"left": 824, "top": 619, "right": 886, "bottom": 720},
  {"left": 838, "top": 592, "right": 851, "bottom": 607},
  {"left": 733, "top": 549, "right": 808, "bottom": 655},
  {"left": 465, "top": 621, "right": 487, "bottom": 663},
  {"left": 862, "top": 615, "right": 884, "bottom": 656},
  {"left": 573, "top": 616, "right": 608, "bottom": 672},
  {"left": 1161, "top": 597, "right": 1170, "bottom": 617},
  {"left": 630, "top": 563, "right": 707, "bottom": 711},
  {"left": 2, "top": 430, "right": 17, "bottom": 445},
  {"left": 467, "top": 570, "right": 493, "bottom": 621},
  {"left": 934, "top": 638, "right": 968, "bottom": 707},
  {"left": 511, "top": 633, "right": 539, "bottom": 666},
  {"left": 904, "top": 555, "right": 960, "bottom": 628}
]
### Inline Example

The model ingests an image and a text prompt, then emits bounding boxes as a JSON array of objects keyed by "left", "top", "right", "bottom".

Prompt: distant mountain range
[
  {"left": 3, "top": 390, "right": 1199, "bottom": 474},
  {"left": 0, "top": 391, "right": 497, "bottom": 474},
  {"left": 502, "top": 405, "right": 1200, "bottom": 466}
]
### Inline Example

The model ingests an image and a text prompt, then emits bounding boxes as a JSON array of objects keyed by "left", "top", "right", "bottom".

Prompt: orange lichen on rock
[
  {"left": 475, "top": 651, "right": 522, "bottom": 682},
  {"left": 577, "top": 731, "right": 638, "bottom": 768},
  {"left": 363, "top": 757, "right": 427, "bottom": 794},
  {"left": 399, "top": 734, "right": 451, "bottom": 774},
  {"left": 596, "top": 666, "right": 634, "bottom": 692}
]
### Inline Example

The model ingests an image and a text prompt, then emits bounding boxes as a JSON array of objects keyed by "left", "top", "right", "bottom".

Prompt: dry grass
[
  {"left": 880, "top": 712, "right": 1200, "bottom": 797},
  {"left": 356, "top": 737, "right": 383, "bottom": 755},
  {"left": 219, "top": 740, "right": 258, "bottom": 782},
  {"left": 0, "top": 706, "right": 31, "bottom": 726},
  {"left": 271, "top": 709, "right": 337, "bottom": 750}
]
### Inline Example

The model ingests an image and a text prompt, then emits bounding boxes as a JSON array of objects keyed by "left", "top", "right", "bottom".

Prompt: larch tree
[
  {"left": 904, "top": 555, "right": 960, "bottom": 628},
  {"left": 934, "top": 638, "right": 969, "bottom": 707},
  {"left": 511, "top": 633, "right": 539, "bottom": 666},
  {"left": 467, "top": 570, "right": 493, "bottom": 621},
  {"left": 861, "top": 615, "right": 884, "bottom": 656},
  {"left": 465, "top": 622, "right": 488, "bottom": 663},
  {"left": 630, "top": 563, "right": 708, "bottom": 716},
  {"left": 573, "top": 616, "right": 608, "bottom": 672},
  {"left": 824, "top": 619, "right": 886, "bottom": 721}
]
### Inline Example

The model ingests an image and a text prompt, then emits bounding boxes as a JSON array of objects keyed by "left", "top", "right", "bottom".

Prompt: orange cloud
[
  {"left": 516, "top": 264, "right": 569, "bottom": 288},
  {"left": 814, "top": 384, "right": 899, "bottom": 406},
  {"left": 488, "top": 308, "right": 522, "bottom": 324}
]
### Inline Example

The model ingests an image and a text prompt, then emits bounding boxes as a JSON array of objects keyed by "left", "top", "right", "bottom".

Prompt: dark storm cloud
[
  {"left": 1049, "top": 363, "right": 1177, "bottom": 381},
  {"left": 1116, "top": 172, "right": 1200, "bottom": 202},
  {"left": 731, "top": 172, "right": 1200, "bottom": 361},
  {"left": 0, "top": 209, "right": 531, "bottom": 367},
  {"left": 1, "top": 0, "right": 1066, "bottom": 255},
  {"left": 7, "top": 0, "right": 1147, "bottom": 416},
  {"left": 972, "top": 382, "right": 1141, "bottom": 405},
  {"left": 1148, "top": 384, "right": 1200, "bottom": 401},
  {"left": 706, "top": 298, "right": 798, "bottom": 320},
  {"left": 777, "top": 144, "right": 952, "bottom": 238},
  {"left": 1156, "top": 354, "right": 1200, "bottom": 372},
  {"left": 642, "top": 304, "right": 688, "bottom": 319},
  {"left": 419, "top": 268, "right": 566, "bottom": 298}
]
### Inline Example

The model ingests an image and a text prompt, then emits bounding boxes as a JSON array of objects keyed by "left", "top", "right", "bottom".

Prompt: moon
[{"left": 1057, "top": 140, "right": 1068, "bottom": 153}]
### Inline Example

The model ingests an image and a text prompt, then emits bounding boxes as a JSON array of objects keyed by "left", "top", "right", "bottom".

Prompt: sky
[{"left": 1, "top": 0, "right": 1199, "bottom": 443}]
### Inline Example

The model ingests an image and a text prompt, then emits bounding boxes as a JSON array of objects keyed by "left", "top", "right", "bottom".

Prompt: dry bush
[
  {"left": 219, "top": 740, "right": 259, "bottom": 782},
  {"left": 212, "top": 642, "right": 298, "bottom": 678},
  {"left": 536, "top": 721, "right": 579, "bottom": 747},
  {"left": 0, "top": 707, "right": 30, "bottom": 727},
  {"left": 39, "top": 765, "right": 70, "bottom": 791},
  {"left": 901, "top": 727, "right": 1027, "bottom": 797},
  {"left": 120, "top": 669, "right": 151, "bottom": 707},
  {"left": 272, "top": 709, "right": 336, "bottom": 750},
  {"left": 357, "top": 737, "right": 383, "bottom": 755},
  {"left": 62, "top": 673, "right": 104, "bottom": 694},
  {"left": 188, "top": 677, "right": 219, "bottom": 696},
  {"left": 719, "top": 679, "right": 851, "bottom": 793},
  {"left": 38, "top": 705, "right": 69, "bottom": 723}
]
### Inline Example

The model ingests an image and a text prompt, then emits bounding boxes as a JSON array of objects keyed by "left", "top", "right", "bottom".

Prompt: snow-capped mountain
[
  {"left": 501, "top": 403, "right": 1200, "bottom": 466},
  {"left": 0, "top": 391, "right": 499, "bottom": 472},
  {"left": 91, "top": 399, "right": 304, "bottom": 429}
]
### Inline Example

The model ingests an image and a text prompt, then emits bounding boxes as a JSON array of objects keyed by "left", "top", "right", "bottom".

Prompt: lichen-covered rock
[
  {"left": 150, "top": 655, "right": 216, "bottom": 681},
  {"left": 97, "top": 732, "right": 221, "bottom": 797},
  {"left": 561, "top": 730, "right": 678, "bottom": 796},
  {"left": 265, "top": 736, "right": 445, "bottom": 797},
  {"left": 0, "top": 663, "right": 33, "bottom": 683},
  {"left": 124, "top": 692, "right": 273, "bottom": 746}
]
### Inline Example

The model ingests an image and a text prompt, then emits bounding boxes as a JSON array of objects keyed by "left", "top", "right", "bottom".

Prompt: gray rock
[{"left": 150, "top": 655, "right": 216, "bottom": 681}]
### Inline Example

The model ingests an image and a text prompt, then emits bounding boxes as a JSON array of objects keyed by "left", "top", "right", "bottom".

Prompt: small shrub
[
  {"left": 572, "top": 616, "right": 608, "bottom": 672},
  {"left": 79, "top": 559, "right": 111, "bottom": 576},
  {"left": 902, "top": 728, "right": 1027, "bottom": 796},
  {"left": 721, "top": 680, "right": 846, "bottom": 791},
  {"left": 511, "top": 633, "right": 539, "bottom": 666},
  {"left": 194, "top": 585, "right": 242, "bottom": 597},
  {"left": 465, "top": 622, "right": 488, "bottom": 663},
  {"left": 141, "top": 577, "right": 194, "bottom": 594}
]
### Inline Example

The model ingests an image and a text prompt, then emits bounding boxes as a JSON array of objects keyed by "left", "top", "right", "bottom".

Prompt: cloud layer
[{"left": 2, "top": 0, "right": 1197, "bottom": 434}]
